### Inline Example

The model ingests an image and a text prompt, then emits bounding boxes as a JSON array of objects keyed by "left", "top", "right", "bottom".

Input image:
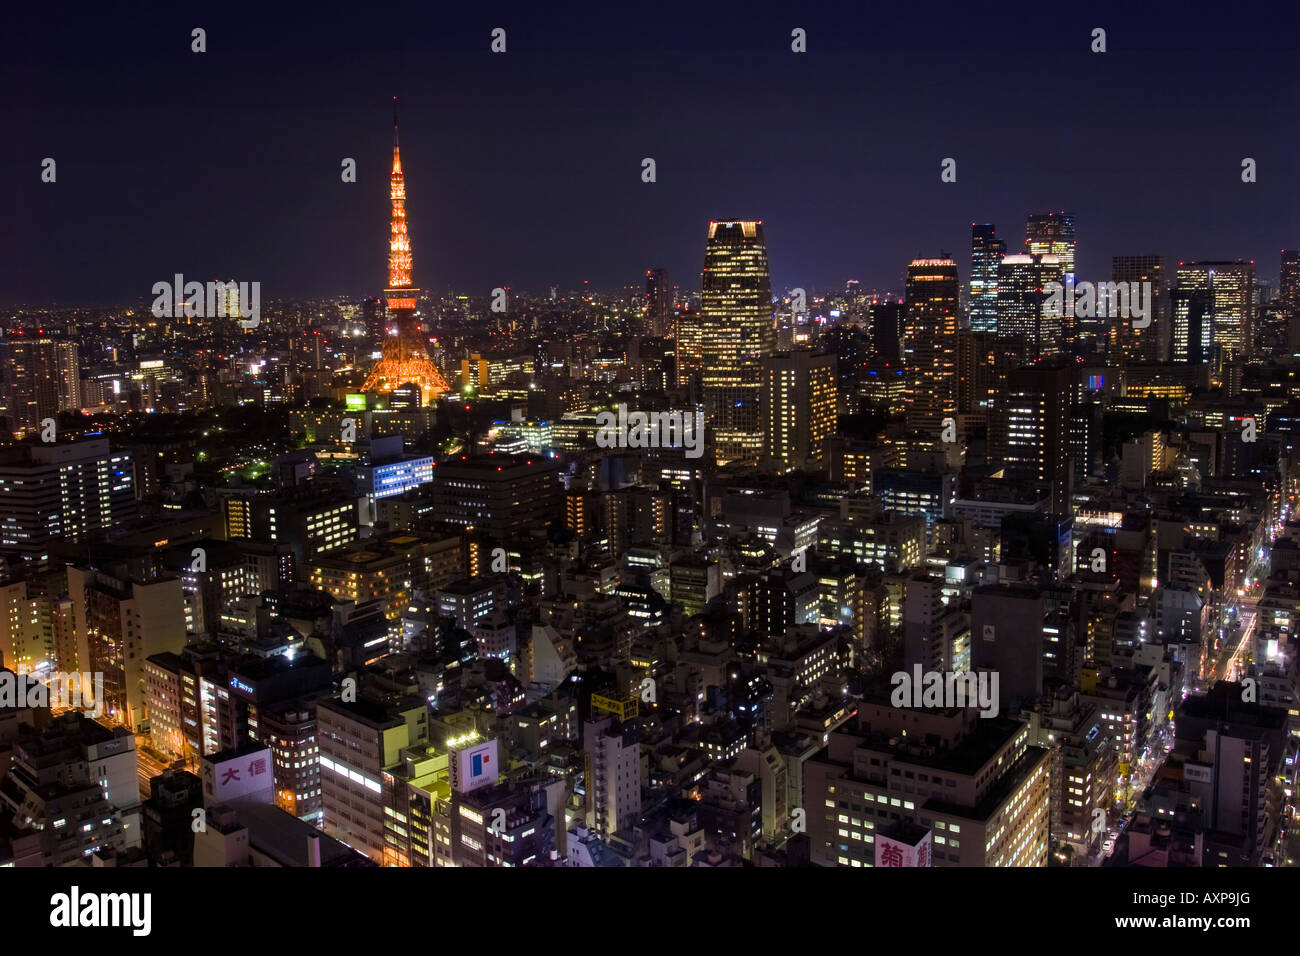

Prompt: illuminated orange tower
[{"left": 361, "top": 97, "right": 450, "bottom": 401}]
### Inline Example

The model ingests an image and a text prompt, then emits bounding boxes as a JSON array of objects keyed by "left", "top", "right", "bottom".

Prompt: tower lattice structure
[{"left": 361, "top": 97, "right": 450, "bottom": 401}]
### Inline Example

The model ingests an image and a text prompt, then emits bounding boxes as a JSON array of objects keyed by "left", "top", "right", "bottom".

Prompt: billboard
[
  {"left": 202, "top": 747, "right": 275, "bottom": 808},
  {"left": 874, "top": 828, "right": 933, "bottom": 868},
  {"left": 451, "top": 738, "right": 499, "bottom": 795}
]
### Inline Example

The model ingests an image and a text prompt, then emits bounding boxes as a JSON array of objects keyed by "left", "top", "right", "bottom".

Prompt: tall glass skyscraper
[
  {"left": 991, "top": 362, "right": 1080, "bottom": 516},
  {"left": 902, "top": 258, "right": 959, "bottom": 435},
  {"left": 1280, "top": 250, "right": 1299, "bottom": 321},
  {"left": 1025, "top": 212, "right": 1076, "bottom": 277},
  {"left": 997, "top": 254, "right": 1061, "bottom": 363},
  {"left": 1280, "top": 250, "right": 1300, "bottom": 353},
  {"left": 6, "top": 336, "right": 80, "bottom": 433},
  {"left": 1174, "top": 260, "right": 1257, "bottom": 360},
  {"left": 1026, "top": 212, "right": 1075, "bottom": 346},
  {"left": 645, "top": 267, "right": 672, "bottom": 337},
  {"left": 760, "top": 349, "right": 838, "bottom": 473},
  {"left": 1110, "top": 256, "right": 1165, "bottom": 362},
  {"left": 700, "top": 219, "right": 774, "bottom": 464},
  {"left": 970, "top": 224, "right": 1005, "bottom": 333},
  {"left": 1170, "top": 286, "right": 1212, "bottom": 364}
]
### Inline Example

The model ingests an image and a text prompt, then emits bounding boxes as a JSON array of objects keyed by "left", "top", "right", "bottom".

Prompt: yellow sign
[{"left": 591, "top": 693, "right": 637, "bottom": 722}]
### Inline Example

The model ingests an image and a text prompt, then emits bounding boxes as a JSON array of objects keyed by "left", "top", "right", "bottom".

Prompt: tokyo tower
[{"left": 361, "top": 97, "right": 450, "bottom": 401}]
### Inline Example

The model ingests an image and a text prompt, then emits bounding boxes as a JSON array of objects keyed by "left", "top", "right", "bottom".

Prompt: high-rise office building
[
  {"left": 760, "top": 350, "right": 838, "bottom": 472},
  {"left": 1025, "top": 212, "right": 1076, "bottom": 277},
  {"left": 431, "top": 454, "right": 561, "bottom": 541},
  {"left": 362, "top": 296, "right": 386, "bottom": 341},
  {"left": 1282, "top": 250, "right": 1300, "bottom": 313},
  {"left": 5, "top": 336, "right": 79, "bottom": 433},
  {"left": 956, "top": 330, "right": 997, "bottom": 414},
  {"left": 700, "top": 220, "right": 775, "bottom": 464},
  {"left": 1110, "top": 256, "right": 1165, "bottom": 362},
  {"left": 902, "top": 258, "right": 959, "bottom": 435},
  {"left": 1174, "top": 260, "right": 1257, "bottom": 359},
  {"left": 66, "top": 565, "right": 187, "bottom": 729},
  {"left": 970, "top": 224, "right": 1006, "bottom": 333},
  {"left": 317, "top": 693, "right": 430, "bottom": 864},
  {"left": 1170, "top": 286, "right": 1212, "bottom": 364},
  {"left": 645, "top": 268, "right": 672, "bottom": 338},
  {"left": 996, "top": 254, "right": 1061, "bottom": 363},
  {"left": 971, "top": 584, "right": 1052, "bottom": 701},
  {"left": 1025, "top": 213, "right": 1075, "bottom": 348},
  {"left": 990, "top": 362, "right": 1080, "bottom": 516},
  {"left": 870, "top": 300, "right": 905, "bottom": 364},
  {"left": 0, "top": 438, "right": 135, "bottom": 570},
  {"left": 804, "top": 702, "right": 1050, "bottom": 867},
  {"left": 217, "top": 484, "right": 357, "bottom": 568},
  {"left": 1281, "top": 250, "right": 1300, "bottom": 349},
  {"left": 674, "top": 306, "right": 704, "bottom": 390}
]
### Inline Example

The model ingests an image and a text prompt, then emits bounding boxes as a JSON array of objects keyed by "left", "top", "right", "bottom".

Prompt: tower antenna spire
[{"left": 392, "top": 95, "right": 399, "bottom": 146}]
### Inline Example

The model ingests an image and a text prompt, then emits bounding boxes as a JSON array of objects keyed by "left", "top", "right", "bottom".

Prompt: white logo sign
[
  {"left": 595, "top": 404, "right": 704, "bottom": 459},
  {"left": 49, "top": 887, "right": 151, "bottom": 936},
  {"left": 151, "top": 274, "right": 261, "bottom": 328}
]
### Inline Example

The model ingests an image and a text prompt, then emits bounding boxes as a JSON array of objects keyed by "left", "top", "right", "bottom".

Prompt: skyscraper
[
  {"left": 870, "top": 299, "right": 905, "bottom": 364},
  {"left": 996, "top": 254, "right": 1061, "bottom": 363},
  {"left": 361, "top": 98, "right": 450, "bottom": 402},
  {"left": 1110, "top": 256, "right": 1165, "bottom": 362},
  {"left": 700, "top": 219, "right": 774, "bottom": 464},
  {"left": 645, "top": 268, "right": 672, "bottom": 338},
  {"left": 674, "top": 306, "right": 704, "bottom": 390},
  {"left": 0, "top": 438, "right": 135, "bottom": 570},
  {"left": 970, "top": 224, "right": 1006, "bottom": 333},
  {"left": 1170, "top": 286, "right": 1212, "bottom": 365},
  {"left": 990, "top": 362, "right": 1080, "bottom": 516},
  {"left": 1025, "top": 212, "right": 1076, "bottom": 277},
  {"left": 903, "top": 259, "right": 959, "bottom": 436},
  {"left": 1282, "top": 250, "right": 1300, "bottom": 353},
  {"left": 362, "top": 296, "right": 386, "bottom": 341},
  {"left": 1173, "top": 260, "right": 1257, "bottom": 359},
  {"left": 1026, "top": 213, "right": 1075, "bottom": 348},
  {"left": 6, "top": 336, "right": 79, "bottom": 433},
  {"left": 760, "top": 350, "right": 838, "bottom": 473},
  {"left": 1281, "top": 249, "right": 1300, "bottom": 320},
  {"left": 956, "top": 330, "right": 997, "bottom": 414},
  {"left": 1274, "top": 251, "right": 1294, "bottom": 325}
]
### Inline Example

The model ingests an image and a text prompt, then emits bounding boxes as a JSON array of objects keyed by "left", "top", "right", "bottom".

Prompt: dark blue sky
[{"left": 4, "top": 0, "right": 1298, "bottom": 307}]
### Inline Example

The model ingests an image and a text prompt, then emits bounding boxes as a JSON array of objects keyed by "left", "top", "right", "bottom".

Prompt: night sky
[{"left": 4, "top": 0, "right": 1298, "bottom": 307}]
